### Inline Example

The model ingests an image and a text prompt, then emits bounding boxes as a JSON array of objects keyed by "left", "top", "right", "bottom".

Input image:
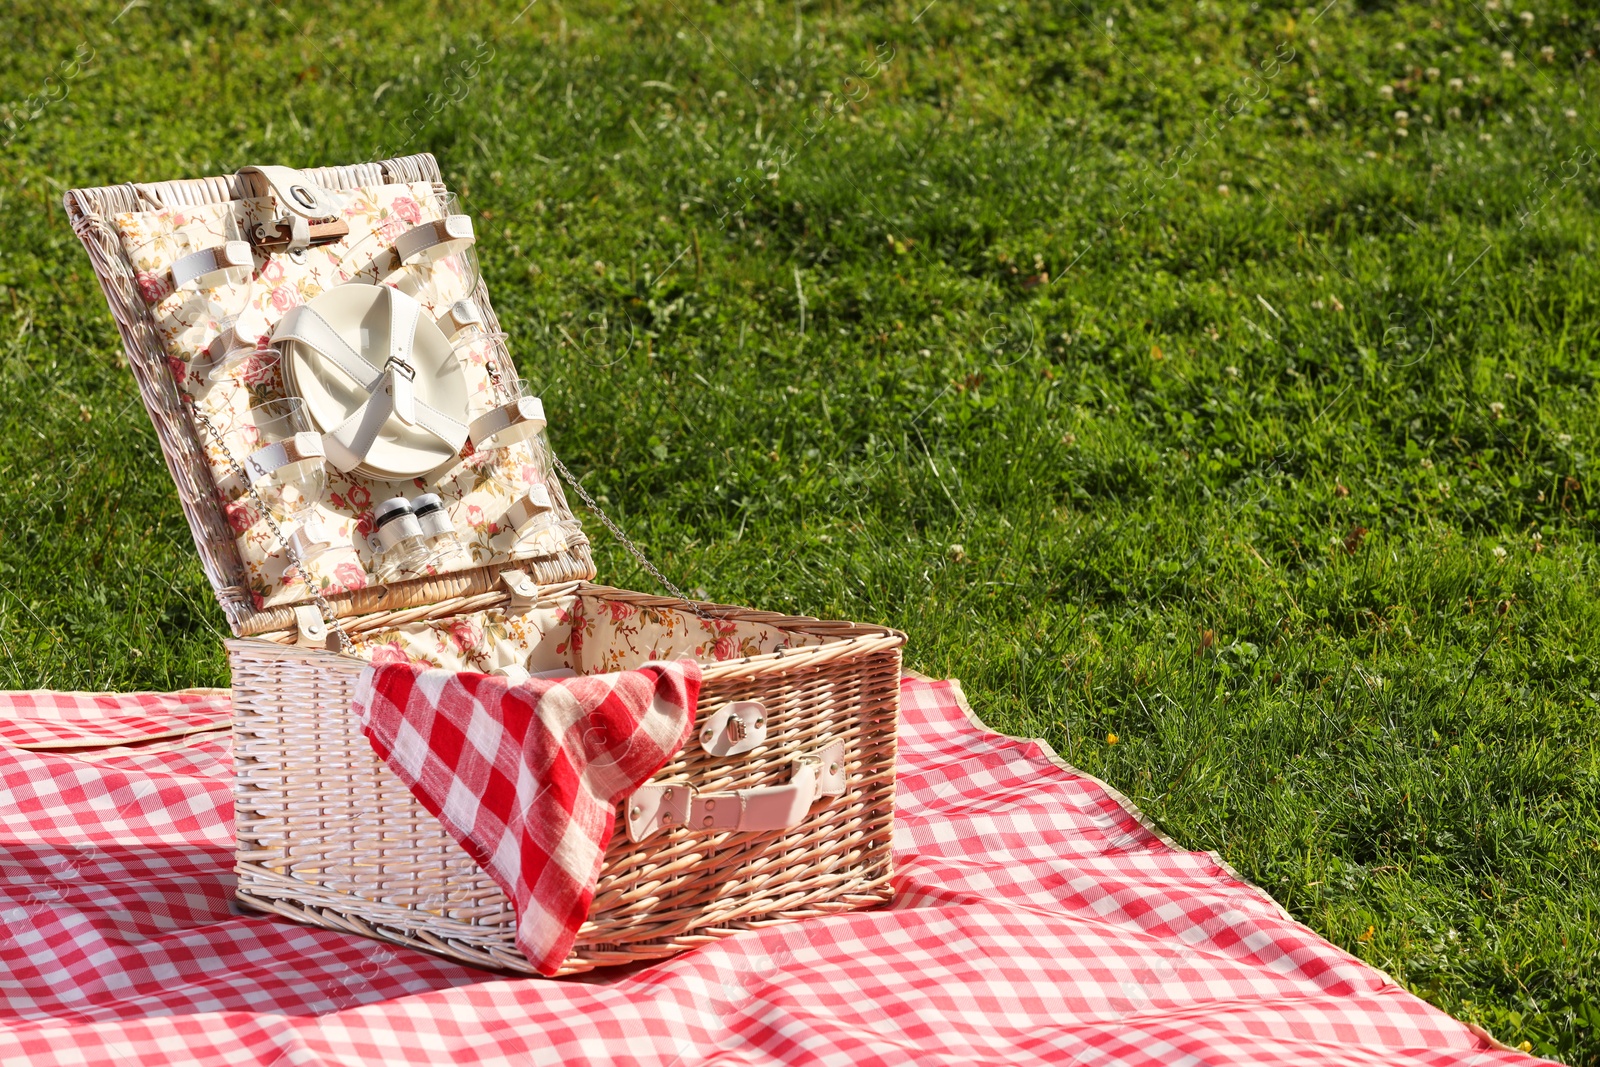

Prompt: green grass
[{"left": 3, "top": 0, "right": 1600, "bottom": 1059}]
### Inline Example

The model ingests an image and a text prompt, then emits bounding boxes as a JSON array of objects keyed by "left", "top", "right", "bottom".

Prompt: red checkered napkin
[{"left": 351, "top": 660, "right": 700, "bottom": 975}]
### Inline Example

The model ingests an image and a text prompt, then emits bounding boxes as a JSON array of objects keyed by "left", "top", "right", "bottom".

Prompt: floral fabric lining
[
  {"left": 111, "top": 182, "right": 573, "bottom": 612},
  {"left": 350, "top": 594, "right": 825, "bottom": 674}
]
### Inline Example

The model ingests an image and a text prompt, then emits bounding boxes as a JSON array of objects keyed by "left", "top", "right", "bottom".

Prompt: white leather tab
[
  {"left": 505, "top": 490, "right": 557, "bottom": 534},
  {"left": 814, "top": 738, "right": 848, "bottom": 797},
  {"left": 691, "top": 761, "right": 818, "bottom": 834},
  {"left": 243, "top": 432, "right": 324, "bottom": 484},
  {"left": 287, "top": 214, "right": 311, "bottom": 254},
  {"left": 243, "top": 442, "right": 290, "bottom": 484},
  {"left": 238, "top": 166, "right": 335, "bottom": 218},
  {"left": 699, "top": 701, "right": 767, "bottom": 756},
  {"left": 292, "top": 605, "right": 330, "bottom": 649},
  {"left": 626, "top": 781, "right": 692, "bottom": 843},
  {"left": 437, "top": 299, "right": 485, "bottom": 339},
  {"left": 394, "top": 215, "right": 477, "bottom": 264},
  {"left": 531, "top": 666, "right": 578, "bottom": 680},
  {"left": 491, "top": 664, "right": 531, "bottom": 685},
  {"left": 688, "top": 790, "right": 748, "bottom": 832},
  {"left": 469, "top": 395, "right": 546, "bottom": 449},
  {"left": 288, "top": 521, "right": 338, "bottom": 563},
  {"left": 498, "top": 568, "right": 537, "bottom": 608},
  {"left": 171, "top": 240, "right": 253, "bottom": 290}
]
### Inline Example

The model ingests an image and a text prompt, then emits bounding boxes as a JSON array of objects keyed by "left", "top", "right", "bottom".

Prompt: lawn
[{"left": 3, "top": 0, "right": 1600, "bottom": 1060}]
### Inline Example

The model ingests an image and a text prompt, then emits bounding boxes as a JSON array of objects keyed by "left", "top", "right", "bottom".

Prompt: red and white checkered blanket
[
  {"left": 352, "top": 660, "right": 700, "bottom": 974},
  {"left": 0, "top": 677, "right": 1546, "bottom": 1066}
]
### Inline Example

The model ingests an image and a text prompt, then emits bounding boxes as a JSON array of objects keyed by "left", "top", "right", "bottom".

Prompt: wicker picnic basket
[{"left": 64, "top": 153, "right": 903, "bottom": 974}]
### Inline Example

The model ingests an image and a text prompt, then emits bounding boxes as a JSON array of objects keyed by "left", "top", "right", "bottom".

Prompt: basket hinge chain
[
  {"left": 551, "top": 456, "right": 718, "bottom": 624},
  {"left": 194, "top": 408, "right": 355, "bottom": 654}
]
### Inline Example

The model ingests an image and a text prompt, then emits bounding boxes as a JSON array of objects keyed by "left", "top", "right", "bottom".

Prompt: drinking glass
[
  {"left": 469, "top": 376, "right": 550, "bottom": 495},
  {"left": 392, "top": 193, "right": 481, "bottom": 309},
  {"left": 198, "top": 307, "right": 278, "bottom": 386},
  {"left": 468, "top": 375, "right": 566, "bottom": 554},
  {"left": 133, "top": 214, "right": 255, "bottom": 313},
  {"left": 245, "top": 397, "right": 327, "bottom": 524}
]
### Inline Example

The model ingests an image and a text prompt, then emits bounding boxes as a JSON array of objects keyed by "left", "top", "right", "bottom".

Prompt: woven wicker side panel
[
  {"left": 229, "top": 615, "right": 900, "bottom": 975},
  {"left": 64, "top": 185, "right": 256, "bottom": 633},
  {"left": 63, "top": 152, "right": 595, "bottom": 639}
]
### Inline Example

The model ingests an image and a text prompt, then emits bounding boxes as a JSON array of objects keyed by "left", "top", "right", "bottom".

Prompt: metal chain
[
  {"left": 551, "top": 455, "right": 717, "bottom": 622},
  {"left": 193, "top": 407, "right": 355, "bottom": 653}
]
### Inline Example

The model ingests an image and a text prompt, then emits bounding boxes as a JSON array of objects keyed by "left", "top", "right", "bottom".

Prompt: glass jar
[
  {"left": 411, "top": 493, "right": 471, "bottom": 571},
  {"left": 372, "top": 497, "right": 437, "bottom": 582}
]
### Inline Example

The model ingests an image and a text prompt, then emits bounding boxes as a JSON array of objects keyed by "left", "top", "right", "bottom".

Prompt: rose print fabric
[
  {"left": 111, "top": 182, "right": 572, "bottom": 612},
  {"left": 349, "top": 593, "right": 825, "bottom": 674}
]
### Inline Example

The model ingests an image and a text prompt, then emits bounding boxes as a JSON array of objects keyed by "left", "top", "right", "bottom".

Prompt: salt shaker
[
  {"left": 372, "top": 497, "right": 436, "bottom": 582},
  {"left": 411, "top": 493, "right": 471, "bottom": 570}
]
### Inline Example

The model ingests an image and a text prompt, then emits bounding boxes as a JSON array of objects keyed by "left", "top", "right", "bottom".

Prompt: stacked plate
[{"left": 275, "top": 284, "right": 469, "bottom": 481}]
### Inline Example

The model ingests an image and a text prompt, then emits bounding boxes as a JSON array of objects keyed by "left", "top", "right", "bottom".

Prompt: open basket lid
[{"left": 64, "top": 154, "right": 597, "bottom": 640}]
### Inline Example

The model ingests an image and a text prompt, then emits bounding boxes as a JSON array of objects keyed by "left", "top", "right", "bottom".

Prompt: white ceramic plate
[{"left": 276, "top": 284, "right": 468, "bottom": 480}]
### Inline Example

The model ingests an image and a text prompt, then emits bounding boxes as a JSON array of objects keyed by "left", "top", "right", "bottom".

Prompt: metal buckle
[
  {"left": 795, "top": 753, "right": 824, "bottom": 802},
  {"left": 725, "top": 716, "right": 747, "bottom": 743},
  {"left": 251, "top": 215, "right": 350, "bottom": 251},
  {"left": 384, "top": 355, "right": 417, "bottom": 381}
]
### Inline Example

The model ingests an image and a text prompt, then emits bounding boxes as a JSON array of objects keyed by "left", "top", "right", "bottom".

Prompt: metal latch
[
  {"left": 252, "top": 216, "right": 350, "bottom": 252},
  {"left": 499, "top": 568, "right": 538, "bottom": 609},
  {"left": 292, "top": 604, "right": 335, "bottom": 650}
]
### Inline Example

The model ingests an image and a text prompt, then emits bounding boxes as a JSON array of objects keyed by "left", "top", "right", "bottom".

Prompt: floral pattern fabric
[
  {"left": 350, "top": 594, "right": 825, "bottom": 674},
  {"left": 112, "top": 182, "right": 572, "bottom": 612}
]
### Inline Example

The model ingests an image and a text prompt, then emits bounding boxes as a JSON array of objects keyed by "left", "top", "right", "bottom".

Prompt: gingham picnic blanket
[
  {"left": 352, "top": 659, "right": 700, "bottom": 975},
  {"left": 0, "top": 677, "right": 1545, "bottom": 1066}
]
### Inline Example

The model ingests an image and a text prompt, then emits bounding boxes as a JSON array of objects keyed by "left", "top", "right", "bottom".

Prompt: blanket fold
[{"left": 351, "top": 659, "right": 701, "bottom": 974}]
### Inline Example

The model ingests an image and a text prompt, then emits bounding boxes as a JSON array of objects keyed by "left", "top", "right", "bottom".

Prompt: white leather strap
[
  {"left": 171, "top": 240, "right": 252, "bottom": 290},
  {"left": 275, "top": 302, "right": 373, "bottom": 391},
  {"left": 288, "top": 521, "right": 340, "bottom": 565},
  {"left": 625, "top": 739, "right": 847, "bottom": 843},
  {"left": 320, "top": 369, "right": 402, "bottom": 473},
  {"left": 469, "top": 396, "right": 546, "bottom": 449},
  {"left": 242, "top": 432, "right": 325, "bottom": 484},
  {"left": 237, "top": 165, "right": 337, "bottom": 218},
  {"left": 394, "top": 215, "right": 476, "bottom": 264},
  {"left": 387, "top": 295, "right": 420, "bottom": 426},
  {"left": 273, "top": 289, "right": 467, "bottom": 472}
]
